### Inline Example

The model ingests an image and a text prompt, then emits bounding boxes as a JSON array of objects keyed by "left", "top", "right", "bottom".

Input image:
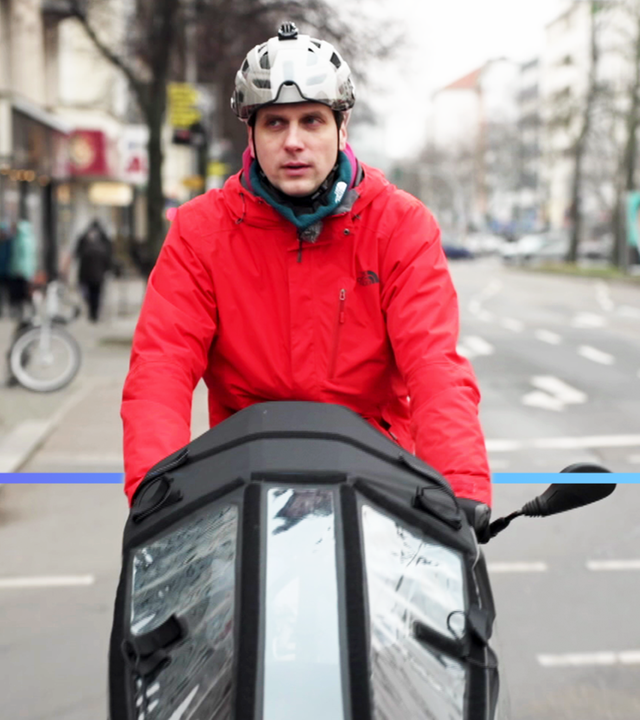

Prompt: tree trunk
[
  {"left": 146, "top": 87, "right": 167, "bottom": 264},
  {"left": 568, "top": 1, "right": 600, "bottom": 263},
  {"left": 612, "top": 12, "right": 640, "bottom": 270}
]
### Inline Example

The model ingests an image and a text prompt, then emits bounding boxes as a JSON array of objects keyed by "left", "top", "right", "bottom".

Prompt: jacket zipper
[{"left": 328, "top": 288, "right": 346, "bottom": 378}]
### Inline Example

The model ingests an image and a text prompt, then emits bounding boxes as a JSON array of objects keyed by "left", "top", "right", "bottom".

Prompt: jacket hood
[{"left": 221, "top": 159, "right": 392, "bottom": 229}]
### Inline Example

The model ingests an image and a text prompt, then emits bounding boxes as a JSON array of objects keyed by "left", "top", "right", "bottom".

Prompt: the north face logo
[{"left": 357, "top": 271, "right": 380, "bottom": 286}]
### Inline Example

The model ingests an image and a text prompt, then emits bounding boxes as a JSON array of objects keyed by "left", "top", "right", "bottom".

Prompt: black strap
[{"left": 121, "top": 614, "right": 186, "bottom": 678}]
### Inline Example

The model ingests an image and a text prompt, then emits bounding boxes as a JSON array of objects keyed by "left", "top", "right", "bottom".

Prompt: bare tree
[
  {"left": 566, "top": 1, "right": 603, "bottom": 262},
  {"left": 610, "top": 0, "right": 640, "bottom": 269},
  {"left": 67, "top": 0, "right": 399, "bottom": 264}
]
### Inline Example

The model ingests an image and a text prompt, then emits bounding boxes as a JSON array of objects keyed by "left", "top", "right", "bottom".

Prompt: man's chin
[{"left": 275, "top": 178, "right": 319, "bottom": 198}]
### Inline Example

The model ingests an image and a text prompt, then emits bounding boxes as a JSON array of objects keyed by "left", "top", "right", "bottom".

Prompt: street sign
[
  {"left": 182, "top": 175, "right": 204, "bottom": 191},
  {"left": 168, "top": 83, "right": 201, "bottom": 129},
  {"left": 207, "top": 161, "right": 230, "bottom": 178}
]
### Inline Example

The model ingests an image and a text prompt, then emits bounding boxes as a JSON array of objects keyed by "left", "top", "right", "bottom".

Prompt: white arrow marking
[
  {"left": 458, "top": 336, "right": 495, "bottom": 359},
  {"left": 522, "top": 390, "right": 565, "bottom": 412},
  {"left": 530, "top": 376, "right": 587, "bottom": 404},
  {"left": 538, "top": 651, "right": 640, "bottom": 668},
  {"left": 595, "top": 281, "right": 615, "bottom": 312},
  {"left": 500, "top": 318, "right": 524, "bottom": 332},
  {"left": 578, "top": 345, "right": 615, "bottom": 365},
  {"left": 572, "top": 312, "right": 606, "bottom": 328},
  {"left": 522, "top": 376, "right": 586, "bottom": 412},
  {"left": 534, "top": 329, "right": 562, "bottom": 345}
]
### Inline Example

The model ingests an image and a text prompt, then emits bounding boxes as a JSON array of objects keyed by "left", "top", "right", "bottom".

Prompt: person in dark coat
[{"left": 75, "top": 220, "right": 113, "bottom": 322}]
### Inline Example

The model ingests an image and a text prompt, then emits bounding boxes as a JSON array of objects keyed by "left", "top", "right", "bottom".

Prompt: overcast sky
[{"left": 358, "top": 0, "right": 568, "bottom": 159}]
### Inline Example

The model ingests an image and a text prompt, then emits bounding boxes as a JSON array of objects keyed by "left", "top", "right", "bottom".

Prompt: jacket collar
[{"left": 222, "top": 161, "right": 390, "bottom": 229}]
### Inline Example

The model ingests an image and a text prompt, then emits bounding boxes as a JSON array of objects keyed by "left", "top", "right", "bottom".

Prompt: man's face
[{"left": 248, "top": 103, "right": 347, "bottom": 197}]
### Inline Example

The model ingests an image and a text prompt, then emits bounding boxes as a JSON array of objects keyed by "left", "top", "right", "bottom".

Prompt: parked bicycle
[{"left": 7, "top": 280, "right": 82, "bottom": 392}]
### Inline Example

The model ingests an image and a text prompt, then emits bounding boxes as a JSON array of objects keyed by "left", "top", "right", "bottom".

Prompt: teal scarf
[{"left": 249, "top": 151, "right": 353, "bottom": 231}]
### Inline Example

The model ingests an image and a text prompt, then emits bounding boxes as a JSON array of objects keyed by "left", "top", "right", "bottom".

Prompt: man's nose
[{"left": 283, "top": 123, "right": 304, "bottom": 150}]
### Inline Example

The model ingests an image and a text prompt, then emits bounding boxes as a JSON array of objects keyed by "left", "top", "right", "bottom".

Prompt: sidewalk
[{"left": 0, "top": 277, "right": 144, "bottom": 473}]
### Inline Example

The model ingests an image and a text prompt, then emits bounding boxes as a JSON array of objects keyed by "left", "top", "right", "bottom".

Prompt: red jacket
[{"left": 122, "top": 164, "right": 491, "bottom": 505}]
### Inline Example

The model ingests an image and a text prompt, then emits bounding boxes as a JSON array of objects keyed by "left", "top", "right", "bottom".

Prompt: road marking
[
  {"left": 486, "top": 433, "right": 640, "bottom": 452},
  {"left": 500, "top": 318, "right": 524, "bottom": 332},
  {"left": 522, "top": 376, "right": 587, "bottom": 412},
  {"left": 521, "top": 390, "right": 565, "bottom": 412},
  {"left": 586, "top": 560, "right": 640, "bottom": 571},
  {"left": 468, "top": 281, "right": 502, "bottom": 319},
  {"left": 488, "top": 562, "right": 548, "bottom": 573},
  {"left": 572, "top": 312, "right": 607, "bottom": 328},
  {"left": 595, "top": 281, "right": 615, "bottom": 312},
  {"left": 538, "top": 651, "right": 640, "bottom": 667},
  {"left": 578, "top": 345, "right": 615, "bottom": 365},
  {"left": 0, "top": 575, "right": 95, "bottom": 589},
  {"left": 534, "top": 329, "right": 562, "bottom": 345},
  {"left": 459, "top": 336, "right": 495, "bottom": 359},
  {"left": 531, "top": 376, "right": 587, "bottom": 404}
]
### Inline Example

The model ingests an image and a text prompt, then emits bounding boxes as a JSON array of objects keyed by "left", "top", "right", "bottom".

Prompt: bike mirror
[
  {"left": 520, "top": 482, "right": 615, "bottom": 518},
  {"left": 486, "top": 463, "right": 615, "bottom": 540}
]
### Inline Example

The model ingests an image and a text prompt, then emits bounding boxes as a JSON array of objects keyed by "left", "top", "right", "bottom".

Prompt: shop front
[{"left": 0, "top": 98, "right": 71, "bottom": 280}]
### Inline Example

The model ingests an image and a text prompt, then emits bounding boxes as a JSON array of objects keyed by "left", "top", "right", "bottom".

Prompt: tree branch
[{"left": 68, "top": 0, "right": 148, "bottom": 112}]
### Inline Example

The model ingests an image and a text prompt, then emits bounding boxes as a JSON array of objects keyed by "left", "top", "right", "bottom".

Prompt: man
[
  {"left": 74, "top": 219, "right": 113, "bottom": 322},
  {"left": 121, "top": 23, "right": 491, "bottom": 511}
]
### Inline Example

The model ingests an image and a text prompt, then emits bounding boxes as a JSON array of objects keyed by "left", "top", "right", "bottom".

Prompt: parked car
[
  {"left": 501, "top": 231, "right": 569, "bottom": 264},
  {"left": 463, "top": 232, "right": 505, "bottom": 255},
  {"left": 442, "top": 234, "right": 475, "bottom": 260}
]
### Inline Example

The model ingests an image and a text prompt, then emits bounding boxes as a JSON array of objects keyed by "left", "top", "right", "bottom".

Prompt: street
[{"left": 0, "top": 261, "right": 639, "bottom": 719}]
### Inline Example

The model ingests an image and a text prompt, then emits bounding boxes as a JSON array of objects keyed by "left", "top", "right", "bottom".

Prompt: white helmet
[{"left": 231, "top": 22, "right": 356, "bottom": 121}]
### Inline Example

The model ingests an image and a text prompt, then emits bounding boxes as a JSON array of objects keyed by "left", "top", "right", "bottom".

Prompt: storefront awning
[{"left": 12, "top": 97, "right": 73, "bottom": 136}]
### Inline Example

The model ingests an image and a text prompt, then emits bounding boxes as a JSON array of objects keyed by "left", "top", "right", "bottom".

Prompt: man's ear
[
  {"left": 247, "top": 124, "right": 256, "bottom": 159},
  {"left": 338, "top": 120, "right": 348, "bottom": 152}
]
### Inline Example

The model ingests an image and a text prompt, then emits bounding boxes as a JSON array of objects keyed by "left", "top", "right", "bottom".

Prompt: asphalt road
[{"left": 0, "top": 259, "right": 639, "bottom": 719}]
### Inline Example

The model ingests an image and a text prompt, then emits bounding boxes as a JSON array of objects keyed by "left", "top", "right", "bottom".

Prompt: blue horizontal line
[
  {"left": 0, "top": 472, "right": 637, "bottom": 484},
  {"left": 0, "top": 473, "right": 123, "bottom": 484},
  {"left": 493, "top": 473, "right": 637, "bottom": 483}
]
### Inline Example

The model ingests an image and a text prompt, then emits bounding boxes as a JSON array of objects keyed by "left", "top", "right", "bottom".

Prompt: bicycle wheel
[{"left": 9, "top": 326, "right": 82, "bottom": 392}]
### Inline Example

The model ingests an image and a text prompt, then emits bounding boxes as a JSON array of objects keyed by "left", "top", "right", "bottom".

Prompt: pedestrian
[
  {"left": 7, "top": 218, "right": 36, "bottom": 320},
  {"left": 74, "top": 219, "right": 113, "bottom": 322},
  {"left": 121, "top": 23, "right": 492, "bottom": 516},
  {"left": 0, "top": 221, "right": 15, "bottom": 318}
]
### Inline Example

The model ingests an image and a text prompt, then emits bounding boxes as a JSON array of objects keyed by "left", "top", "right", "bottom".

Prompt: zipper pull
[{"left": 339, "top": 289, "right": 346, "bottom": 324}]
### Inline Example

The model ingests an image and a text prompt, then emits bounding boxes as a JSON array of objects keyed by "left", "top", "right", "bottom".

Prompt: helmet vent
[
  {"left": 252, "top": 79, "right": 271, "bottom": 89},
  {"left": 242, "top": 59, "right": 249, "bottom": 73},
  {"left": 330, "top": 52, "right": 341, "bottom": 69},
  {"left": 259, "top": 52, "right": 270, "bottom": 69}
]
